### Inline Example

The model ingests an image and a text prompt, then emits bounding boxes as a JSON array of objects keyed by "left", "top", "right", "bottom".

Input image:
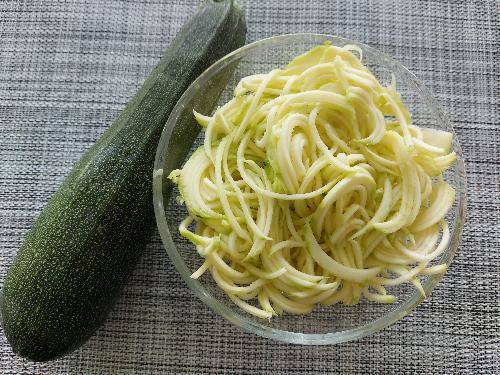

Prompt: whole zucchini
[{"left": 0, "top": 0, "right": 246, "bottom": 361}]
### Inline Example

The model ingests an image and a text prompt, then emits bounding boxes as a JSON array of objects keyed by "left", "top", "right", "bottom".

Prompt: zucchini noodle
[{"left": 169, "top": 43, "right": 457, "bottom": 319}]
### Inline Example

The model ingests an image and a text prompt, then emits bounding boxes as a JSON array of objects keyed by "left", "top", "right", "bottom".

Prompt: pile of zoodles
[{"left": 169, "top": 43, "right": 456, "bottom": 319}]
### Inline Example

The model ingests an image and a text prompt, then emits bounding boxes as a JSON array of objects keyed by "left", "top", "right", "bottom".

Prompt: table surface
[{"left": 0, "top": 0, "right": 498, "bottom": 374}]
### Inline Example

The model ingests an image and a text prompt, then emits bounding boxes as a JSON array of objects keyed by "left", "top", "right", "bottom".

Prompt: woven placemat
[{"left": 0, "top": 0, "right": 498, "bottom": 373}]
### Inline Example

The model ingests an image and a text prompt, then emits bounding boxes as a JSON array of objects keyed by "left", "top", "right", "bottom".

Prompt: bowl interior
[{"left": 153, "top": 34, "right": 466, "bottom": 344}]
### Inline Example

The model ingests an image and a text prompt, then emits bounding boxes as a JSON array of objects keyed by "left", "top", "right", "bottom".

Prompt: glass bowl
[{"left": 153, "top": 34, "right": 466, "bottom": 344}]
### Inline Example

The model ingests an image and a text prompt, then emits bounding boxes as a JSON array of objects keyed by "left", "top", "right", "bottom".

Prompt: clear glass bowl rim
[{"left": 153, "top": 33, "right": 467, "bottom": 345}]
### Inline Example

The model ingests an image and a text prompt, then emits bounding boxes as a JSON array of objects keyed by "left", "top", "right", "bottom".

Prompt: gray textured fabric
[{"left": 0, "top": 0, "right": 498, "bottom": 373}]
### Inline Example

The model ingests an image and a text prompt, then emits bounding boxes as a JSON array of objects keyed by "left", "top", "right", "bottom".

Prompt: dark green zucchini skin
[{"left": 0, "top": 0, "right": 245, "bottom": 362}]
